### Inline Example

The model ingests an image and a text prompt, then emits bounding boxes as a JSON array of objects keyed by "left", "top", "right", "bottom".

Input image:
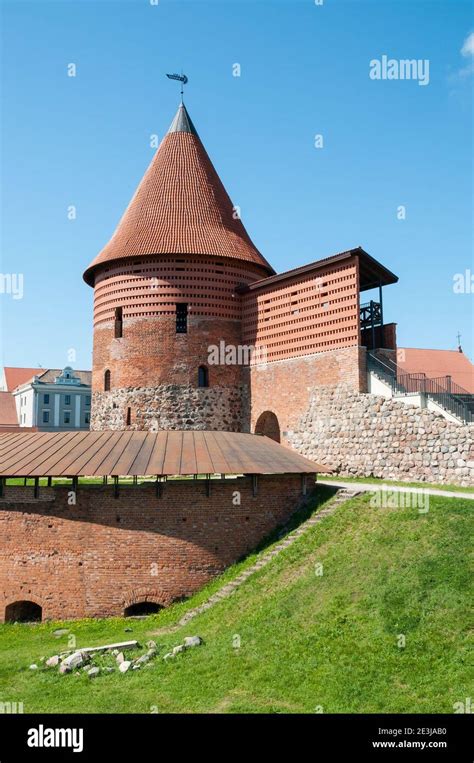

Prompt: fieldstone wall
[
  {"left": 91, "top": 384, "right": 248, "bottom": 431},
  {"left": 289, "top": 386, "right": 474, "bottom": 486}
]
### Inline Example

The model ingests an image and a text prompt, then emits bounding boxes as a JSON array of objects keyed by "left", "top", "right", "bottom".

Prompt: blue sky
[{"left": 1, "top": 0, "right": 473, "bottom": 370}]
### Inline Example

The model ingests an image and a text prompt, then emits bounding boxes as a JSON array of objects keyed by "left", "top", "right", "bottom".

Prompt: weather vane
[{"left": 166, "top": 72, "right": 188, "bottom": 102}]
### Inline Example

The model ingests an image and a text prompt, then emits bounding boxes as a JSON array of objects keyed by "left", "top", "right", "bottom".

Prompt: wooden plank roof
[{"left": 0, "top": 430, "right": 328, "bottom": 477}]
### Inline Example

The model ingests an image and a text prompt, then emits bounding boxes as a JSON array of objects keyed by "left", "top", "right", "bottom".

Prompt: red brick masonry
[{"left": 0, "top": 475, "right": 312, "bottom": 621}]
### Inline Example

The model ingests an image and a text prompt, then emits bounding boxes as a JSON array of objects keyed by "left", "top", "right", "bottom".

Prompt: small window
[
  {"left": 198, "top": 365, "right": 209, "bottom": 388},
  {"left": 44, "top": 394, "right": 49, "bottom": 404},
  {"left": 65, "top": 394, "right": 71, "bottom": 406},
  {"left": 64, "top": 411, "right": 71, "bottom": 424},
  {"left": 42, "top": 411, "right": 50, "bottom": 423},
  {"left": 85, "top": 395, "right": 91, "bottom": 406},
  {"left": 104, "top": 370, "right": 111, "bottom": 392},
  {"left": 114, "top": 307, "right": 123, "bottom": 338},
  {"left": 126, "top": 407, "right": 131, "bottom": 426},
  {"left": 176, "top": 303, "right": 188, "bottom": 334}
]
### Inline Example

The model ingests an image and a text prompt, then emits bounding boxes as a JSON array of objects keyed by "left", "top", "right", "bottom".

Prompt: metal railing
[{"left": 367, "top": 352, "right": 474, "bottom": 424}]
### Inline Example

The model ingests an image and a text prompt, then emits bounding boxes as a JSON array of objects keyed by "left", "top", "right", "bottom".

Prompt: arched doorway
[
  {"left": 124, "top": 601, "right": 162, "bottom": 617},
  {"left": 255, "top": 411, "right": 281, "bottom": 443},
  {"left": 5, "top": 601, "right": 42, "bottom": 623}
]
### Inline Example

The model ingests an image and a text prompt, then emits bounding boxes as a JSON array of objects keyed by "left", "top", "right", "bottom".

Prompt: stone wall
[
  {"left": 245, "top": 346, "right": 367, "bottom": 442},
  {"left": 91, "top": 384, "right": 248, "bottom": 431},
  {"left": 0, "top": 475, "right": 311, "bottom": 621},
  {"left": 288, "top": 386, "right": 474, "bottom": 486}
]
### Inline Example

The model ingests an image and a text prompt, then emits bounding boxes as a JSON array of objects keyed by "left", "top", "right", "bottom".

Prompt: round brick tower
[{"left": 84, "top": 102, "right": 273, "bottom": 431}]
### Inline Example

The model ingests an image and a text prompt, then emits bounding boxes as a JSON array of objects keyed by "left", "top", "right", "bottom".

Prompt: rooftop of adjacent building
[
  {"left": 2, "top": 367, "right": 92, "bottom": 394},
  {"left": 1, "top": 367, "right": 44, "bottom": 392},
  {"left": 0, "top": 392, "right": 19, "bottom": 428},
  {"left": 14, "top": 366, "right": 92, "bottom": 392},
  {"left": 398, "top": 348, "right": 474, "bottom": 394},
  {"left": 237, "top": 246, "right": 399, "bottom": 294}
]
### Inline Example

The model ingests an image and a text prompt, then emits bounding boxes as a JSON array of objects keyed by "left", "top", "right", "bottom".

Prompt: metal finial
[{"left": 166, "top": 72, "right": 188, "bottom": 102}]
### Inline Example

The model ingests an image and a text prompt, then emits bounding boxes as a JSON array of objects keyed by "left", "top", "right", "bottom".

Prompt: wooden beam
[{"left": 252, "top": 474, "right": 258, "bottom": 497}]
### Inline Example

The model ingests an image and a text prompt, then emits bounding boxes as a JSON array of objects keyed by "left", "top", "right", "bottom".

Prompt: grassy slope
[
  {"left": 0, "top": 492, "right": 472, "bottom": 714},
  {"left": 320, "top": 475, "right": 474, "bottom": 493}
]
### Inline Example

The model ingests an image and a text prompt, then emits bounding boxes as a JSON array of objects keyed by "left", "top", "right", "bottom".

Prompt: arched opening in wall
[
  {"left": 124, "top": 601, "right": 162, "bottom": 617},
  {"left": 5, "top": 601, "right": 42, "bottom": 623},
  {"left": 255, "top": 411, "right": 281, "bottom": 443},
  {"left": 198, "top": 365, "right": 209, "bottom": 388},
  {"left": 104, "top": 369, "right": 111, "bottom": 391}
]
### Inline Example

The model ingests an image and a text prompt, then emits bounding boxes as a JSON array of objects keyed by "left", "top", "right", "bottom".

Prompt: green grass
[
  {"left": 320, "top": 474, "right": 474, "bottom": 493},
  {"left": 0, "top": 491, "right": 472, "bottom": 714}
]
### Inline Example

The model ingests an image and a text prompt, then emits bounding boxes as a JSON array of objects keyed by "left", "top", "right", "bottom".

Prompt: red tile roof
[
  {"left": 2, "top": 367, "right": 43, "bottom": 392},
  {"left": 84, "top": 103, "right": 273, "bottom": 285},
  {"left": 398, "top": 348, "right": 474, "bottom": 393},
  {"left": 0, "top": 392, "right": 19, "bottom": 427}
]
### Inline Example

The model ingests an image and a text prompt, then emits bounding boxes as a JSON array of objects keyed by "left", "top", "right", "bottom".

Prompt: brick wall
[
  {"left": 242, "top": 257, "right": 360, "bottom": 362},
  {"left": 0, "top": 475, "right": 311, "bottom": 621},
  {"left": 92, "top": 315, "right": 244, "bottom": 391},
  {"left": 244, "top": 346, "right": 367, "bottom": 442},
  {"left": 361, "top": 322, "right": 397, "bottom": 351},
  {"left": 91, "top": 315, "right": 247, "bottom": 430}
]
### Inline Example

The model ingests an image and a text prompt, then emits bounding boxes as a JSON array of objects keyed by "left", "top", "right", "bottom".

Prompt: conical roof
[{"left": 84, "top": 103, "right": 273, "bottom": 285}]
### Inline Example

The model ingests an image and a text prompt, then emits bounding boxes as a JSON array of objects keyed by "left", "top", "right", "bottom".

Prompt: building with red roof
[
  {"left": 0, "top": 367, "right": 43, "bottom": 393},
  {"left": 398, "top": 348, "right": 474, "bottom": 393},
  {"left": 0, "top": 392, "right": 19, "bottom": 429}
]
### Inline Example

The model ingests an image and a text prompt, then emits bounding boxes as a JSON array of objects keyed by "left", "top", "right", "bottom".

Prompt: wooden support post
[
  {"left": 47, "top": 476, "right": 52, "bottom": 487},
  {"left": 0, "top": 477, "right": 4, "bottom": 498},
  {"left": 72, "top": 476, "right": 78, "bottom": 494},
  {"left": 114, "top": 476, "right": 119, "bottom": 499},
  {"left": 205, "top": 475, "right": 211, "bottom": 497},
  {"left": 34, "top": 478, "right": 39, "bottom": 499},
  {"left": 155, "top": 478, "right": 162, "bottom": 498},
  {"left": 378, "top": 281, "right": 384, "bottom": 331},
  {"left": 301, "top": 474, "right": 307, "bottom": 496},
  {"left": 252, "top": 474, "right": 258, "bottom": 497}
]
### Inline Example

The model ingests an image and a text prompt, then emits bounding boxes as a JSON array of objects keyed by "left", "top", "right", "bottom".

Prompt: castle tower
[{"left": 84, "top": 102, "right": 273, "bottom": 431}]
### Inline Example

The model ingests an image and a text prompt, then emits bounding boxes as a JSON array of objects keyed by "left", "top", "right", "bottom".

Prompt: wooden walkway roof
[{"left": 0, "top": 430, "right": 327, "bottom": 478}]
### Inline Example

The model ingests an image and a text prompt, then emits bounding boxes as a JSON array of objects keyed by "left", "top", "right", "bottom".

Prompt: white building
[{"left": 12, "top": 367, "right": 92, "bottom": 431}]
